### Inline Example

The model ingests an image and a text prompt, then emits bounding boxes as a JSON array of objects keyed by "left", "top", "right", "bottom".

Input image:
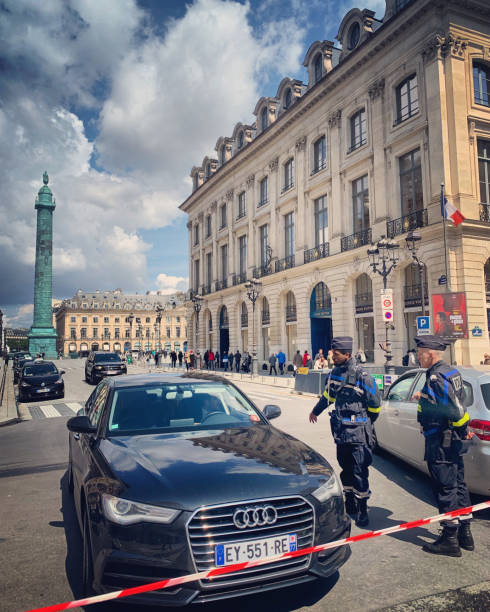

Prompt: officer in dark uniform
[
  {"left": 413, "top": 335, "right": 474, "bottom": 557},
  {"left": 309, "top": 336, "right": 381, "bottom": 527}
]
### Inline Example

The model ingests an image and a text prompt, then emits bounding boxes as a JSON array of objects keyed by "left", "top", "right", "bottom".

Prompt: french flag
[{"left": 440, "top": 192, "right": 465, "bottom": 226}]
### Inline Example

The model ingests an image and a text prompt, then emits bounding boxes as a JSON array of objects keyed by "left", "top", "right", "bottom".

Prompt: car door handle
[{"left": 74, "top": 433, "right": 80, "bottom": 441}]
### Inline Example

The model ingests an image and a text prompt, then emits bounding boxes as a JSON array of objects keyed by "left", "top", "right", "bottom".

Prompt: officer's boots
[
  {"left": 344, "top": 492, "right": 358, "bottom": 518},
  {"left": 356, "top": 498, "right": 369, "bottom": 527},
  {"left": 422, "top": 526, "right": 462, "bottom": 557},
  {"left": 458, "top": 521, "right": 475, "bottom": 551}
]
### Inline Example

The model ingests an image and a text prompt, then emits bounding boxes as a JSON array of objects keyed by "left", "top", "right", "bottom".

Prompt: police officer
[
  {"left": 413, "top": 335, "right": 474, "bottom": 557},
  {"left": 309, "top": 336, "right": 381, "bottom": 527}
]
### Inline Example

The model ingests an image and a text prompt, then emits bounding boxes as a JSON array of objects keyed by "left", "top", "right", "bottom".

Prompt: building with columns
[
  {"left": 180, "top": 0, "right": 490, "bottom": 368},
  {"left": 55, "top": 289, "right": 187, "bottom": 357}
]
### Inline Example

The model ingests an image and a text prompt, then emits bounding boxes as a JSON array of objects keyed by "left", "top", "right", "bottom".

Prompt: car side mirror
[
  {"left": 263, "top": 405, "right": 281, "bottom": 420},
  {"left": 59, "top": 370, "right": 65, "bottom": 375},
  {"left": 67, "top": 415, "right": 96, "bottom": 434}
]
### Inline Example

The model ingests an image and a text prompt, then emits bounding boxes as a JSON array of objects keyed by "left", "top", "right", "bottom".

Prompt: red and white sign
[{"left": 381, "top": 289, "right": 393, "bottom": 323}]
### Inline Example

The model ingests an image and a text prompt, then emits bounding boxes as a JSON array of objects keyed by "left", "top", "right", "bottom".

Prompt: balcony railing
[
  {"left": 341, "top": 228, "right": 372, "bottom": 252},
  {"left": 215, "top": 279, "right": 228, "bottom": 291},
  {"left": 304, "top": 242, "right": 330, "bottom": 264},
  {"left": 355, "top": 292, "right": 373, "bottom": 314},
  {"left": 286, "top": 306, "right": 297, "bottom": 322},
  {"left": 281, "top": 181, "right": 294, "bottom": 193},
  {"left": 257, "top": 198, "right": 269, "bottom": 208},
  {"left": 387, "top": 208, "right": 428, "bottom": 238},
  {"left": 393, "top": 109, "right": 418, "bottom": 127},
  {"left": 261, "top": 311, "right": 270, "bottom": 325},
  {"left": 347, "top": 138, "right": 367, "bottom": 154},
  {"left": 404, "top": 284, "right": 429, "bottom": 308},
  {"left": 241, "top": 314, "right": 248, "bottom": 328},
  {"left": 480, "top": 203, "right": 490, "bottom": 223},
  {"left": 201, "top": 284, "right": 212, "bottom": 296},
  {"left": 233, "top": 272, "right": 247, "bottom": 286},
  {"left": 311, "top": 159, "right": 326, "bottom": 175},
  {"left": 275, "top": 255, "right": 295, "bottom": 273},
  {"left": 236, "top": 210, "right": 246, "bottom": 221},
  {"left": 253, "top": 264, "right": 273, "bottom": 279}
]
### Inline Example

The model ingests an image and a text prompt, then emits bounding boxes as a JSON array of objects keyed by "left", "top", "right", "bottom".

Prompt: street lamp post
[
  {"left": 127, "top": 313, "right": 134, "bottom": 353},
  {"left": 405, "top": 231, "right": 426, "bottom": 316},
  {"left": 155, "top": 304, "right": 163, "bottom": 352},
  {"left": 367, "top": 236, "right": 400, "bottom": 373},
  {"left": 191, "top": 292, "right": 203, "bottom": 353},
  {"left": 244, "top": 278, "right": 262, "bottom": 376}
]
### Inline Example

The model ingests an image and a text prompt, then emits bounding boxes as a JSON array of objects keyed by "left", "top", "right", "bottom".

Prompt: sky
[{"left": 0, "top": 0, "right": 385, "bottom": 328}]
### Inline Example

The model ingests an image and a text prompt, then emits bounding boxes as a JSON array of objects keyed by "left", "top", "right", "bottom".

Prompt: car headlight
[
  {"left": 20, "top": 381, "right": 30, "bottom": 387},
  {"left": 95, "top": 365, "right": 103, "bottom": 370},
  {"left": 102, "top": 494, "right": 180, "bottom": 525},
  {"left": 312, "top": 472, "right": 342, "bottom": 503}
]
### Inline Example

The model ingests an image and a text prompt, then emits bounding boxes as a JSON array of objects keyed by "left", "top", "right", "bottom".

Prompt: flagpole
[{"left": 440, "top": 182, "right": 454, "bottom": 365}]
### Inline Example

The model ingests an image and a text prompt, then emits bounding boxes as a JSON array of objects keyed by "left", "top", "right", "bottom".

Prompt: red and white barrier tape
[{"left": 26, "top": 501, "right": 490, "bottom": 612}]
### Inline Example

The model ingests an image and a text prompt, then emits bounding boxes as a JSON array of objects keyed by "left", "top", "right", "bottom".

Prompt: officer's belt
[
  {"left": 341, "top": 416, "right": 368, "bottom": 424},
  {"left": 423, "top": 427, "right": 440, "bottom": 437}
]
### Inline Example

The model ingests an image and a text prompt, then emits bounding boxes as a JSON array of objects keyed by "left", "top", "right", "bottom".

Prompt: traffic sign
[
  {"left": 416, "top": 315, "right": 431, "bottom": 336},
  {"left": 471, "top": 326, "right": 483, "bottom": 337},
  {"left": 381, "top": 289, "right": 394, "bottom": 323}
]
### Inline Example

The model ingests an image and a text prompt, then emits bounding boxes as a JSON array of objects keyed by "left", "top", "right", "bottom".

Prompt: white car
[{"left": 374, "top": 367, "right": 490, "bottom": 497}]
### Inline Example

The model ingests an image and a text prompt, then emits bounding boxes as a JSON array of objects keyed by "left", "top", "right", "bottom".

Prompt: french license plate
[
  {"left": 215, "top": 533, "right": 297, "bottom": 567},
  {"left": 37, "top": 388, "right": 50, "bottom": 393},
  {"left": 106, "top": 370, "right": 118, "bottom": 374}
]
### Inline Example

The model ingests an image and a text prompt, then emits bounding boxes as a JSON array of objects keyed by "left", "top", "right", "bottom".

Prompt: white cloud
[
  {"left": 4, "top": 304, "right": 34, "bottom": 328},
  {"left": 155, "top": 273, "right": 189, "bottom": 294}
]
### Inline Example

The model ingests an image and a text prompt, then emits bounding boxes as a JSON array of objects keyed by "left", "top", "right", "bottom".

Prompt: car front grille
[{"left": 186, "top": 496, "right": 314, "bottom": 588}]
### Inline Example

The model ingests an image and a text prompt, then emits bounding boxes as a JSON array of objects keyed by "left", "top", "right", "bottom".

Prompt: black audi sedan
[
  {"left": 67, "top": 373, "right": 351, "bottom": 606},
  {"left": 85, "top": 351, "right": 127, "bottom": 384},
  {"left": 17, "top": 360, "right": 65, "bottom": 402}
]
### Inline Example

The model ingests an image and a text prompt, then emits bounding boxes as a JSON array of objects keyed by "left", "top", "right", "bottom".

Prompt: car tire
[
  {"left": 82, "top": 509, "right": 95, "bottom": 596},
  {"left": 85, "top": 370, "right": 90, "bottom": 383}
]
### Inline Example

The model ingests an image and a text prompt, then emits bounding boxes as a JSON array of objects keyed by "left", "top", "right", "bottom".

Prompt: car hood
[
  {"left": 98, "top": 425, "right": 332, "bottom": 509},
  {"left": 22, "top": 373, "right": 60, "bottom": 385}
]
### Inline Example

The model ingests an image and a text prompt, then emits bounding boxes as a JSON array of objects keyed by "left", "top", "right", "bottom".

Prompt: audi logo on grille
[{"left": 233, "top": 505, "right": 278, "bottom": 529}]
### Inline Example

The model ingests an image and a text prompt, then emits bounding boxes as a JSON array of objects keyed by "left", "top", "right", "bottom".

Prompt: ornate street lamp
[
  {"left": 405, "top": 230, "right": 426, "bottom": 316},
  {"left": 155, "top": 304, "right": 163, "bottom": 351},
  {"left": 244, "top": 277, "right": 262, "bottom": 375},
  {"left": 191, "top": 292, "right": 203, "bottom": 351},
  {"left": 367, "top": 236, "right": 400, "bottom": 373}
]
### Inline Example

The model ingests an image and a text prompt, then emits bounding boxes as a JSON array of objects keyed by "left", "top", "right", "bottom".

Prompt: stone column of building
[
  {"left": 328, "top": 111, "right": 343, "bottom": 252},
  {"left": 368, "top": 79, "right": 388, "bottom": 224},
  {"left": 295, "top": 136, "right": 307, "bottom": 261},
  {"left": 268, "top": 157, "right": 279, "bottom": 265},
  {"left": 28, "top": 172, "right": 58, "bottom": 358}
]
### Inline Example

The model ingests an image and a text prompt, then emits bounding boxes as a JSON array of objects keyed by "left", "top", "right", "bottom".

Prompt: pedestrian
[
  {"left": 326, "top": 349, "right": 334, "bottom": 368},
  {"left": 268, "top": 353, "right": 277, "bottom": 376},
  {"left": 204, "top": 350, "right": 209, "bottom": 369},
  {"left": 190, "top": 350, "right": 196, "bottom": 370},
  {"left": 208, "top": 349, "right": 215, "bottom": 370},
  {"left": 412, "top": 335, "right": 474, "bottom": 557},
  {"left": 222, "top": 352, "right": 229, "bottom": 371},
  {"left": 178, "top": 350, "right": 183, "bottom": 367},
  {"left": 228, "top": 351, "right": 234, "bottom": 371},
  {"left": 314, "top": 355, "right": 327, "bottom": 370},
  {"left": 314, "top": 348, "right": 324, "bottom": 362},
  {"left": 293, "top": 349, "right": 302, "bottom": 376},
  {"left": 302, "top": 350, "right": 311, "bottom": 368},
  {"left": 482, "top": 353, "right": 490, "bottom": 365},
  {"left": 195, "top": 350, "right": 202, "bottom": 369},
  {"left": 355, "top": 348, "right": 367, "bottom": 364},
  {"left": 184, "top": 350, "right": 190, "bottom": 371},
  {"left": 309, "top": 336, "right": 381, "bottom": 527},
  {"left": 215, "top": 350, "right": 220, "bottom": 369},
  {"left": 234, "top": 349, "right": 241, "bottom": 373},
  {"left": 276, "top": 349, "right": 286, "bottom": 375}
]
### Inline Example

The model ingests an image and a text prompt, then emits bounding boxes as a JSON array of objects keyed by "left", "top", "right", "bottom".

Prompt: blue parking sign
[{"left": 416, "top": 316, "right": 430, "bottom": 336}]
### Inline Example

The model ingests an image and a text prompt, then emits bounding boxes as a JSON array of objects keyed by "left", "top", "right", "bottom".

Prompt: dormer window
[
  {"left": 238, "top": 131, "right": 244, "bottom": 149},
  {"left": 193, "top": 174, "right": 199, "bottom": 190},
  {"left": 284, "top": 88, "right": 292, "bottom": 109},
  {"left": 348, "top": 22, "right": 360, "bottom": 50},
  {"left": 206, "top": 163, "right": 211, "bottom": 178},
  {"left": 221, "top": 145, "right": 226, "bottom": 165},
  {"left": 314, "top": 54, "right": 323, "bottom": 84},
  {"left": 261, "top": 107, "right": 268, "bottom": 131}
]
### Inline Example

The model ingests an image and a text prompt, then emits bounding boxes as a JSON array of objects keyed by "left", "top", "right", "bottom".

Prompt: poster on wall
[{"left": 431, "top": 292, "right": 468, "bottom": 340}]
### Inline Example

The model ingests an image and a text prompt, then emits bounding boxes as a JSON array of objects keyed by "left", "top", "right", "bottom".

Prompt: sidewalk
[{"left": 0, "top": 363, "right": 20, "bottom": 426}]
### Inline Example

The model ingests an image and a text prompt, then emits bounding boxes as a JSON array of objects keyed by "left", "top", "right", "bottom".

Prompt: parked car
[
  {"left": 374, "top": 367, "right": 490, "bottom": 497},
  {"left": 17, "top": 360, "right": 65, "bottom": 402},
  {"left": 13, "top": 354, "right": 33, "bottom": 383},
  {"left": 67, "top": 373, "right": 351, "bottom": 605},
  {"left": 85, "top": 351, "right": 127, "bottom": 384}
]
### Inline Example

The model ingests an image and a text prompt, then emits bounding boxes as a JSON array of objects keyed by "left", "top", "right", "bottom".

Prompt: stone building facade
[
  {"left": 55, "top": 289, "right": 187, "bottom": 357},
  {"left": 180, "top": 0, "right": 490, "bottom": 368}
]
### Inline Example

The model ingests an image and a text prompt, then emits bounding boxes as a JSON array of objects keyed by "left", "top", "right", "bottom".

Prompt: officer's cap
[
  {"left": 414, "top": 335, "right": 447, "bottom": 351},
  {"left": 332, "top": 336, "right": 353, "bottom": 352}
]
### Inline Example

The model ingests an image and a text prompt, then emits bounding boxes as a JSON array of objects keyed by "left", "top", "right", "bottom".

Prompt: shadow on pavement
[{"left": 365, "top": 505, "right": 437, "bottom": 547}]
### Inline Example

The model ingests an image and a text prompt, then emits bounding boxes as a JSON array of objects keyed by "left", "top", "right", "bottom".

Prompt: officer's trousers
[
  {"left": 336, "top": 443, "right": 372, "bottom": 499},
  {"left": 426, "top": 442, "right": 471, "bottom": 527}
]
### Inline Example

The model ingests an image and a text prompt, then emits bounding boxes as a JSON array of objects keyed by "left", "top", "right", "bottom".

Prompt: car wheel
[
  {"left": 85, "top": 370, "right": 90, "bottom": 383},
  {"left": 82, "top": 509, "right": 95, "bottom": 596}
]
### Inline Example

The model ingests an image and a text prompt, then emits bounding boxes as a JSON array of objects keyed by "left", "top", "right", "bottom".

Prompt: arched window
[
  {"left": 208, "top": 313, "right": 213, "bottom": 332},
  {"left": 348, "top": 22, "right": 360, "bottom": 50},
  {"left": 241, "top": 302, "right": 248, "bottom": 328},
  {"left": 206, "top": 163, "right": 211, "bottom": 178},
  {"left": 261, "top": 297, "right": 270, "bottom": 325},
  {"left": 314, "top": 53, "right": 323, "bottom": 84},
  {"left": 311, "top": 282, "right": 332, "bottom": 316},
  {"left": 355, "top": 274, "right": 373, "bottom": 313},
  {"left": 238, "top": 131, "right": 244, "bottom": 149},
  {"left": 219, "top": 305, "right": 229, "bottom": 329},
  {"left": 261, "top": 106, "right": 268, "bottom": 131},
  {"left": 286, "top": 291, "right": 297, "bottom": 322},
  {"left": 284, "top": 88, "right": 292, "bottom": 109}
]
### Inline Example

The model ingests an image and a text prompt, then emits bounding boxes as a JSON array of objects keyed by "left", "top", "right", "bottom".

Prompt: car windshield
[
  {"left": 23, "top": 364, "right": 57, "bottom": 376},
  {"left": 94, "top": 353, "right": 120, "bottom": 363},
  {"left": 481, "top": 383, "right": 490, "bottom": 410},
  {"left": 107, "top": 383, "right": 264, "bottom": 435}
]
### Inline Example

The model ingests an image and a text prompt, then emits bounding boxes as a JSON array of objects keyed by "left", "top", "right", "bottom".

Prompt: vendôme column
[{"left": 28, "top": 171, "right": 58, "bottom": 358}]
